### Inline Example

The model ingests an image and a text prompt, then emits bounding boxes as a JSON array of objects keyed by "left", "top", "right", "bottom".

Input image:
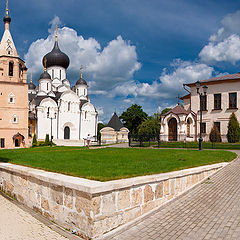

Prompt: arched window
[
  {"left": 8, "top": 93, "right": 15, "bottom": 104},
  {"left": 84, "top": 89, "right": 86, "bottom": 96},
  {"left": 9, "top": 62, "right": 13, "bottom": 76},
  {"left": 52, "top": 69, "right": 54, "bottom": 78},
  {"left": 47, "top": 107, "right": 50, "bottom": 117},
  {"left": 60, "top": 70, "right": 61, "bottom": 79},
  {"left": 187, "top": 119, "right": 191, "bottom": 137},
  {"left": 68, "top": 102, "right": 71, "bottom": 111},
  {"left": 85, "top": 111, "right": 87, "bottom": 119},
  {"left": 11, "top": 114, "right": 18, "bottom": 124},
  {"left": 47, "top": 83, "right": 49, "bottom": 91}
]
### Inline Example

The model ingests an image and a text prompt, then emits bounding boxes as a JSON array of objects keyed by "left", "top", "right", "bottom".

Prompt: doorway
[
  {"left": 64, "top": 126, "right": 70, "bottom": 139},
  {"left": 168, "top": 118, "right": 177, "bottom": 141}
]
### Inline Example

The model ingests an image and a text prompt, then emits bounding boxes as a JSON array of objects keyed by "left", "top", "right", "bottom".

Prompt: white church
[{"left": 28, "top": 29, "right": 98, "bottom": 146}]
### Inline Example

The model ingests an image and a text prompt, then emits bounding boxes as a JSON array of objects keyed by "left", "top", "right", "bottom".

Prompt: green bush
[
  {"left": 209, "top": 125, "right": 222, "bottom": 143},
  {"left": 32, "top": 134, "right": 37, "bottom": 147},
  {"left": 227, "top": 112, "right": 240, "bottom": 143},
  {"left": 44, "top": 134, "right": 50, "bottom": 146}
]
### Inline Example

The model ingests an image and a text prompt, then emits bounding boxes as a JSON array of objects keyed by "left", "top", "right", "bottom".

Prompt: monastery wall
[{"left": 0, "top": 162, "right": 227, "bottom": 239}]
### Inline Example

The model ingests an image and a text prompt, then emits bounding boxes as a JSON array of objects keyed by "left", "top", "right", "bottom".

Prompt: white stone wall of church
[
  {"left": 76, "top": 85, "right": 87, "bottom": 98},
  {"left": 47, "top": 66, "right": 66, "bottom": 81},
  {"left": 190, "top": 81, "right": 240, "bottom": 139},
  {"left": 39, "top": 79, "right": 51, "bottom": 94},
  {"left": 80, "top": 111, "right": 97, "bottom": 140}
]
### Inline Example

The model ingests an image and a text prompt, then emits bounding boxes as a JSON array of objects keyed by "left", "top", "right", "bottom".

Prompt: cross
[
  {"left": 55, "top": 25, "right": 58, "bottom": 41},
  {"left": 30, "top": 72, "right": 32, "bottom": 83},
  {"left": 176, "top": 94, "right": 181, "bottom": 105},
  {"left": 80, "top": 65, "right": 83, "bottom": 79},
  {"left": 6, "top": 0, "right": 8, "bottom": 15},
  {"left": 44, "top": 57, "right": 47, "bottom": 71}
]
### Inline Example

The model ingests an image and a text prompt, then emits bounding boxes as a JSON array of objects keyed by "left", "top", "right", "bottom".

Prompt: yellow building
[{"left": 0, "top": 5, "right": 28, "bottom": 148}]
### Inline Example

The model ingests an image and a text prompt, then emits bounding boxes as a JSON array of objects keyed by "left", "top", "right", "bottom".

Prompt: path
[
  {"left": 104, "top": 150, "right": 240, "bottom": 240},
  {"left": 0, "top": 193, "right": 79, "bottom": 240}
]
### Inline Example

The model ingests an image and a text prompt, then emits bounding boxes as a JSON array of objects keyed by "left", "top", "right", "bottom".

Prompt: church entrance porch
[
  {"left": 64, "top": 126, "right": 70, "bottom": 139},
  {"left": 12, "top": 133, "right": 25, "bottom": 148},
  {"left": 168, "top": 118, "right": 177, "bottom": 141}
]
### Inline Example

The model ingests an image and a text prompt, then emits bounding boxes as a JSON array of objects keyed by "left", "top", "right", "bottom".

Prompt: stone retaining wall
[{"left": 0, "top": 162, "right": 227, "bottom": 239}]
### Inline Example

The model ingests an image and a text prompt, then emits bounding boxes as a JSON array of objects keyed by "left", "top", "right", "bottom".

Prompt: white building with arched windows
[{"left": 28, "top": 33, "right": 98, "bottom": 146}]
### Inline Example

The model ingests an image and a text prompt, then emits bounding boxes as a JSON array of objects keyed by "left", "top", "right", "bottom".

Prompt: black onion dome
[
  {"left": 42, "top": 41, "right": 70, "bottom": 69},
  {"left": 39, "top": 71, "right": 51, "bottom": 80},
  {"left": 28, "top": 82, "right": 36, "bottom": 90},
  {"left": 76, "top": 77, "right": 87, "bottom": 86},
  {"left": 3, "top": 15, "right": 11, "bottom": 23}
]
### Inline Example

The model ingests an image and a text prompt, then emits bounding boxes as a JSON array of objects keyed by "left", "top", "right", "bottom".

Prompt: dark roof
[
  {"left": 28, "top": 82, "right": 36, "bottom": 90},
  {"left": 43, "top": 40, "right": 70, "bottom": 69},
  {"left": 107, "top": 112, "right": 123, "bottom": 131},
  {"left": 186, "top": 73, "right": 240, "bottom": 86},
  {"left": 28, "top": 112, "right": 36, "bottom": 120},
  {"left": 163, "top": 105, "right": 189, "bottom": 116},
  {"left": 28, "top": 93, "right": 37, "bottom": 102},
  {"left": 80, "top": 100, "right": 88, "bottom": 109},
  {"left": 39, "top": 71, "right": 51, "bottom": 80},
  {"left": 76, "top": 77, "right": 87, "bottom": 86}
]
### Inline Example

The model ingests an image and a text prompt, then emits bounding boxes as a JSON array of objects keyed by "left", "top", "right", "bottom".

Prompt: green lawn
[{"left": 0, "top": 147, "right": 236, "bottom": 181}]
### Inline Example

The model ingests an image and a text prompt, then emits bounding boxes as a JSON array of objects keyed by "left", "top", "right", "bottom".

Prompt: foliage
[
  {"left": 209, "top": 125, "right": 222, "bottom": 143},
  {"left": 0, "top": 147, "right": 235, "bottom": 181},
  {"left": 97, "top": 123, "right": 105, "bottom": 141},
  {"left": 32, "top": 134, "right": 37, "bottom": 147},
  {"left": 138, "top": 117, "right": 160, "bottom": 136},
  {"left": 44, "top": 134, "right": 50, "bottom": 146},
  {"left": 227, "top": 112, "right": 240, "bottom": 143},
  {"left": 119, "top": 104, "right": 148, "bottom": 134}
]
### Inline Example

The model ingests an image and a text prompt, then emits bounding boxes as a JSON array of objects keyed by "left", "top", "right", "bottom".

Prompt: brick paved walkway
[
  {"left": 0, "top": 194, "right": 69, "bottom": 240},
  {"left": 106, "top": 152, "right": 240, "bottom": 240}
]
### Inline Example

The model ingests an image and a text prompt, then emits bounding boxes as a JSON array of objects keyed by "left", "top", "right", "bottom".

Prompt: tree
[
  {"left": 44, "top": 134, "right": 50, "bottom": 146},
  {"left": 227, "top": 112, "right": 240, "bottom": 143},
  {"left": 209, "top": 125, "right": 222, "bottom": 143},
  {"left": 97, "top": 123, "right": 105, "bottom": 141},
  {"left": 32, "top": 134, "right": 37, "bottom": 147},
  {"left": 119, "top": 104, "right": 148, "bottom": 134},
  {"left": 138, "top": 117, "right": 160, "bottom": 136}
]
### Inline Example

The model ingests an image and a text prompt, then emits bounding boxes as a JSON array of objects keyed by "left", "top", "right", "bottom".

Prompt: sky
[{"left": 4, "top": 0, "right": 240, "bottom": 123}]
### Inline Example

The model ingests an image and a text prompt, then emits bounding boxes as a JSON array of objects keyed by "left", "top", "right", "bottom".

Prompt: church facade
[
  {"left": 28, "top": 29, "right": 98, "bottom": 145},
  {"left": 0, "top": 7, "right": 29, "bottom": 149},
  {"left": 160, "top": 74, "right": 240, "bottom": 142}
]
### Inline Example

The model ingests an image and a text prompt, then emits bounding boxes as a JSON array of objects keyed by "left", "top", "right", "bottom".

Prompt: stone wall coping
[{"left": 0, "top": 162, "right": 228, "bottom": 195}]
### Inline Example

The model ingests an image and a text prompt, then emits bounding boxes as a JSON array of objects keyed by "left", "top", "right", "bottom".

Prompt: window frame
[
  {"left": 9, "top": 61, "right": 14, "bottom": 76},
  {"left": 200, "top": 122, "right": 206, "bottom": 134},
  {"left": 214, "top": 93, "right": 221, "bottom": 110},
  {"left": 214, "top": 122, "right": 221, "bottom": 134},
  {"left": 229, "top": 92, "right": 237, "bottom": 109}
]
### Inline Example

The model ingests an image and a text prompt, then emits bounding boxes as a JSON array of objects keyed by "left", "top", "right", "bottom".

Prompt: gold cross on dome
[
  {"left": 30, "top": 72, "right": 32, "bottom": 83},
  {"left": 6, "top": 0, "right": 9, "bottom": 15},
  {"left": 55, "top": 25, "right": 58, "bottom": 42},
  {"left": 80, "top": 65, "right": 83, "bottom": 79},
  {"left": 44, "top": 57, "right": 47, "bottom": 71}
]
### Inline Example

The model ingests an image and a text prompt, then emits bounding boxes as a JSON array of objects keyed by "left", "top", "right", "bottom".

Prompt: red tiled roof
[
  {"left": 186, "top": 73, "right": 240, "bottom": 86},
  {"left": 163, "top": 105, "right": 189, "bottom": 116}
]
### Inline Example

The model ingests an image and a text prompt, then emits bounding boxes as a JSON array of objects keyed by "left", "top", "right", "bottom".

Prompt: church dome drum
[{"left": 42, "top": 41, "right": 70, "bottom": 69}]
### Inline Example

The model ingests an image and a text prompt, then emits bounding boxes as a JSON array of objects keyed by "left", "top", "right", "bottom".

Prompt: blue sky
[{"left": 4, "top": 0, "right": 240, "bottom": 122}]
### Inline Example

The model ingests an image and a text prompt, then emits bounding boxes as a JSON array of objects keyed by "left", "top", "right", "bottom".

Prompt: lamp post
[
  {"left": 47, "top": 111, "right": 57, "bottom": 147},
  {"left": 196, "top": 81, "right": 208, "bottom": 151}
]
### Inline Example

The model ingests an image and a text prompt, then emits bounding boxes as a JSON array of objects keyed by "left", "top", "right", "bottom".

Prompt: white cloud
[
  {"left": 199, "top": 10, "right": 240, "bottom": 64},
  {"left": 24, "top": 16, "right": 141, "bottom": 92},
  {"left": 110, "top": 59, "right": 214, "bottom": 100}
]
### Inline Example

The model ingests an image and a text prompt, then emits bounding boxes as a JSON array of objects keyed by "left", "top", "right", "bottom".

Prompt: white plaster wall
[
  {"left": 76, "top": 85, "right": 87, "bottom": 98},
  {"left": 39, "top": 79, "right": 51, "bottom": 93},
  {"left": 47, "top": 66, "right": 66, "bottom": 81}
]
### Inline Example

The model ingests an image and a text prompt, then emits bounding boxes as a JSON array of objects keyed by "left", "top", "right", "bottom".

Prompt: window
[
  {"left": 12, "top": 114, "right": 18, "bottom": 124},
  {"left": 9, "top": 62, "right": 13, "bottom": 76},
  {"left": 85, "top": 111, "right": 87, "bottom": 119},
  {"left": 201, "top": 95, "right": 207, "bottom": 111},
  {"left": 47, "top": 83, "right": 49, "bottom": 91},
  {"left": 8, "top": 93, "right": 15, "bottom": 104},
  {"left": 214, "top": 94, "right": 221, "bottom": 110},
  {"left": 201, "top": 122, "right": 206, "bottom": 134},
  {"left": 214, "top": 122, "right": 220, "bottom": 134},
  {"left": 187, "top": 119, "right": 191, "bottom": 137},
  {"left": 1, "top": 138, "right": 5, "bottom": 148},
  {"left": 229, "top": 92, "right": 237, "bottom": 109},
  {"left": 60, "top": 70, "right": 61, "bottom": 79},
  {"left": 68, "top": 102, "right": 71, "bottom": 111},
  {"left": 52, "top": 69, "right": 54, "bottom": 78},
  {"left": 84, "top": 89, "right": 86, "bottom": 96}
]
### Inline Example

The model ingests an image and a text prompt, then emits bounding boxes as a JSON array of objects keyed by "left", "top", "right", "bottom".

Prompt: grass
[{"left": 0, "top": 146, "right": 236, "bottom": 181}]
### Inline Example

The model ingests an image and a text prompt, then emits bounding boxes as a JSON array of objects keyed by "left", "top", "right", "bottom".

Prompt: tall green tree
[
  {"left": 32, "top": 134, "right": 37, "bottom": 147},
  {"left": 227, "top": 112, "right": 240, "bottom": 143},
  {"left": 97, "top": 123, "right": 105, "bottom": 141},
  {"left": 209, "top": 125, "right": 222, "bottom": 143},
  {"left": 119, "top": 104, "right": 148, "bottom": 134},
  {"left": 44, "top": 134, "right": 50, "bottom": 146},
  {"left": 138, "top": 116, "right": 160, "bottom": 136}
]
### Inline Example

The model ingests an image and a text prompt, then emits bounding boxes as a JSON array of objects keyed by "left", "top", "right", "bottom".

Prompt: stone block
[
  {"left": 17, "top": 194, "right": 24, "bottom": 203},
  {"left": 102, "top": 192, "right": 116, "bottom": 215},
  {"left": 64, "top": 187, "right": 73, "bottom": 209},
  {"left": 41, "top": 197, "right": 49, "bottom": 210},
  {"left": 92, "top": 196, "right": 101, "bottom": 216},
  {"left": 187, "top": 175, "right": 191, "bottom": 188},
  {"left": 50, "top": 185, "right": 63, "bottom": 205},
  {"left": 155, "top": 182, "right": 163, "bottom": 199},
  {"left": 164, "top": 180, "right": 170, "bottom": 195},
  {"left": 132, "top": 188, "right": 142, "bottom": 206},
  {"left": 118, "top": 189, "right": 130, "bottom": 210},
  {"left": 75, "top": 192, "right": 91, "bottom": 217},
  {"left": 144, "top": 185, "right": 154, "bottom": 203},
  {"left": 124, "top": 206, "right": 141, "bottom": 223},
  {"left": 170, "top": 179, "right": 175, "bottom": 195},
  {"left": 142, "top": 201, "right": 154, "bottom": 214},
  {"left": 6, "top": 181, "right": 14, "bottom": 194}
]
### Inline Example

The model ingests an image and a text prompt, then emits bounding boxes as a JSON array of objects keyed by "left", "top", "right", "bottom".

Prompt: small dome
[
  {"left": 39, "top": 71, "right": 51, "bottom": 80},
  {"left": 42, "top": 41, "right": 70, "bottom": 69},
  {"left": 28, "top": 82, "right": 36, "bottom": 90},
  {"left": 3, "top": 15, "right": 11, "bottom": 23},
  {"left": 76, "top": 77, "right": 87, "bottom": 86}
]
